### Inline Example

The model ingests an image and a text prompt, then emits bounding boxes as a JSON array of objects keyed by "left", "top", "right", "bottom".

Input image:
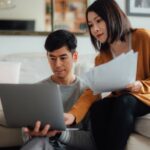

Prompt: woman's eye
[
  {"left": 97, "top": 19, "right": 103, "bottom": 23},
  {"left": 88, "top": 24, "right": 93, "bottom": 28}
]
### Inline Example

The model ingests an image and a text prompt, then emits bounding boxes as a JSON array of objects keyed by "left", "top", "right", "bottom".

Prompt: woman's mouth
[{"left": 96, "top": 33, "right": 103, "bottom": 39}]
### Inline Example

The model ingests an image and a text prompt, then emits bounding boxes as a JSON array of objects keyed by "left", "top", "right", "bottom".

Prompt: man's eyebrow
[{"left": 49, "top": 54, "right": 68, "bottom": 57}]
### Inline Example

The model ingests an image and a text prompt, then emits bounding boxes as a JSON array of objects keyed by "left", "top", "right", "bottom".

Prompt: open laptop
[{"left": 0, "top": 83, "right": 66, "bottom": 130}]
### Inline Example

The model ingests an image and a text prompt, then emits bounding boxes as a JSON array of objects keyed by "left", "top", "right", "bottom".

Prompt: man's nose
[{"left": 55, "top": 58, "right": 62, "bottom": 67}]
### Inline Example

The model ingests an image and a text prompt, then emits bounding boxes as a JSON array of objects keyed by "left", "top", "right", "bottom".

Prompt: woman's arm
[{"left": 68, "top": 89, "right": 100, "bottom": 124}]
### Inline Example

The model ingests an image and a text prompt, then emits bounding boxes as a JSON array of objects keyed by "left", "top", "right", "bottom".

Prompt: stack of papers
[{"left": 81, "top": 50, "right": 138, "bottom": 94}]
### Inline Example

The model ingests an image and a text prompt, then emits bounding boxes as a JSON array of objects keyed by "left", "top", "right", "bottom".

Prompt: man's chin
[{"left": 55, "top": 74, "right": 66, "bottom": 79}]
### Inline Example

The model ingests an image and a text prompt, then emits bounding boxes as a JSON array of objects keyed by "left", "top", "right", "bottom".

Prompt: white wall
[
  {"left": 0, "top": 0, "right": 45, "bottom": 31},
  {"left": 0, "top": 35, "right": 95, "bottom": 55},
  {"left": 116, "top": 0, "right": 150, "bottom": 29},
  {"left": 0, "top": 0, "right": 150, "bottom": 55}
]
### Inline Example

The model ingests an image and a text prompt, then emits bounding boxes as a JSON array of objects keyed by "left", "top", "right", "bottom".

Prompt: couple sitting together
[{"left": 21, "top": 1, "right": 150, "bottom": 150}]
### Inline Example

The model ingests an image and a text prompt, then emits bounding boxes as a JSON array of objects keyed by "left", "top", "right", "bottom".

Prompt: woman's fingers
[{"left": 126, "top": 81, "right": 142, "bottom": 93}]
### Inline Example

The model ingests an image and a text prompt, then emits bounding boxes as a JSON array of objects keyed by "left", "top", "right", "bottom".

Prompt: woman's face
[{"left": 87, "top": 11, "right": 108, "bottom": 43}]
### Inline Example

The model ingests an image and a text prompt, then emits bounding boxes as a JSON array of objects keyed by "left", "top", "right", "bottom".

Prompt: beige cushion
[
  {"left": 0, "top": 61, "right": 21, "bottom": 84},
  {"left": 0, "top": 53, "right": 50, "bottom": 83},
  {"left": 0, "top": 110, "right": 23, "bottom": 147},
  {"left": 126, "top": 133, "right": 150, "bottom": 150},
  {"left": 0, "top": 52, "right": 96, "bottom": 83},
  {"left": 135, "top": 113, "right": 150, "bottom": 138}
]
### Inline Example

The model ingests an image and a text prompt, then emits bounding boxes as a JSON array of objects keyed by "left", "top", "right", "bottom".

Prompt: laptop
[{"left": 0, "top": 83, "right": 66, "bottom": 130}]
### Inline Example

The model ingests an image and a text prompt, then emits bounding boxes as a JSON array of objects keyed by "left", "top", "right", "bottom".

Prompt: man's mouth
[{"left": 55, "top": 70, "right": 64, "bottom": 73}]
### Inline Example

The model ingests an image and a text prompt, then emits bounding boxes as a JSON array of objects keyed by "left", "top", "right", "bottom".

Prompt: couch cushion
[
  {"left": 0, "top": 52, "right": 96, "bottom": 83},
  {"left": 0, "top": 61, "right": 21, "bottom": 111},
  {"left": 135, "top": 113, "right": 150, "bottom": 138},
  {"left": 0, "top": 53, "right": 50, "bottom": 83},
  {"left": 126, "top": 133, "right": 150, "bottom": 150},
  {"left": 0, "top": 61, "right": 21, "bottom": 84},
  {"left": 0, "top": 110, "right": 23, "bottom": 147}
]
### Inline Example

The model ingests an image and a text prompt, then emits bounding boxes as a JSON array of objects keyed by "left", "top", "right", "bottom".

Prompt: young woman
[{"left": 85, "top": 0, "right": 150, "bottom": 150}]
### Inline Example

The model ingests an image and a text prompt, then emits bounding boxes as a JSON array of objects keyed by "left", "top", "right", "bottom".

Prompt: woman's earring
[{"left": 97, "top": 41, "right": 101, "bottom": 50}]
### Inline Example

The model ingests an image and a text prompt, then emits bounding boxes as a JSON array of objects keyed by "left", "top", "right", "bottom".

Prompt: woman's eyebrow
[{"left": 88, "top": 16, "right": 100, "bottom": 23}]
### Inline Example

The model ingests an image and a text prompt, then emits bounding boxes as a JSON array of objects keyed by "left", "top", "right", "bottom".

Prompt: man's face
[{"left": 47, "top": 46, "right": 77, "bottom": 79}]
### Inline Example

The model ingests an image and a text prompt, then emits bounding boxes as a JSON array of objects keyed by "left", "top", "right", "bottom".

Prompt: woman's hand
[
  {"left": 126, "top": 81, "right": 142, "bottom": 93},
  {"left": 22, "top": 121, "right": 60, "bottom": 137},
  {"left": 64, "top": 113, "right": 75, "bottom": 126}
]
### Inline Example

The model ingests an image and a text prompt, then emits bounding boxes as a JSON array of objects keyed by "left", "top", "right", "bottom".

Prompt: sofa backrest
[{"left": 0, "top": 52, "right": 96, "bottom": 83}]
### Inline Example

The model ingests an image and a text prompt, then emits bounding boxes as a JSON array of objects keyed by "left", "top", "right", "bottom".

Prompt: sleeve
[
  {"left": 58, "top": 130, "right": 97, "bottom": 150},
  {"left": 68, "top": 89, "right": 100, "bottom": 124},
  {"left": 138, "top": 29, "right": 150, "bottom": 94},
  {"left": 68, "top": 54, "right": 104, "bottom": 124},
  {"left": 140, "top": 78, "right": 150, "bottom": 93},
  {"left": 21, "top": 128, "right": 31, "bottom": 143}
]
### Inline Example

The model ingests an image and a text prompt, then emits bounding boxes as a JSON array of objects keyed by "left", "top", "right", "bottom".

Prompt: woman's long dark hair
[{"left": 86, "top": 0, "right": 132, "bottom": 52}]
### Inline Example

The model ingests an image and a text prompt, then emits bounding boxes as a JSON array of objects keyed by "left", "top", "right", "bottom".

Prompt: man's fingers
[
  {"left": 41, "top": 124, "right": 50, "bottom": 136},
  {"left": 34, "top": 120, "right": 41, "bottom": 133},
  {"left": 47, "top": 130, "right": 60, "bottom": 137},
  {"left": 22, "top": 127, "right": 29, "bottom": 133}
]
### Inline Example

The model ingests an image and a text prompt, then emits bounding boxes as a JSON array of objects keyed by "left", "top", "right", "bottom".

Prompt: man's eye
[
  {"left": 60, "top": 56, "right": 67, "bottom": 60},
  {"left": 50, "top": 57, "right": 56, "bottom": 61}
]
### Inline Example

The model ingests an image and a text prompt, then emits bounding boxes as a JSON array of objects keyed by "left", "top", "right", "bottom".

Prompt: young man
[{"left": 21, "top": 30, "right": 98, "bottom": 150}]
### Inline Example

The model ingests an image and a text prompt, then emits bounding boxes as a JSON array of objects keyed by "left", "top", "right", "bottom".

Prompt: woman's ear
[{"left": 73, "top": 51, "right": 78, "bottom": 62}]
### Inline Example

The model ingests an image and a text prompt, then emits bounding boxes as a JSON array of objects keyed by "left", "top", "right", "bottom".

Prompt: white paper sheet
[{"left": 81, "top": 50, "right": 138, "bottom": 93}]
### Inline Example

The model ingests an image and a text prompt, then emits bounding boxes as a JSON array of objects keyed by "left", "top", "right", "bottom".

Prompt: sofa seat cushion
[
  {"left": 0, "top": 110, "right": 23, "bottom": 147},
  {"left": 135, "top": 113, "right": 150, "bottom": 138},
  {"left": 126, "top": 133, "right": 150, "bottom": 150}
]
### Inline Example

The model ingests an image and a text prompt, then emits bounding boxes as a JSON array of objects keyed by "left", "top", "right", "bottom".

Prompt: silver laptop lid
[{"left": 0, "top": 83, "right": 66, "bottom": 130}]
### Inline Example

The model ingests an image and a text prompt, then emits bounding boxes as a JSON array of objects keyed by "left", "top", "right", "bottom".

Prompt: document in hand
[{"left": 81, "top": 50, "right": 138, "bottom": 93}]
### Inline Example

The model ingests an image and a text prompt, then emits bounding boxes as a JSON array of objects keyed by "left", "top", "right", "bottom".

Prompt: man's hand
[
  {"left": 126, "top": 81, "right": 142, "bottom": 93},
  {"left": 64, "top": 113, "right": 75, "bottom": 125},
  {"left": 22, "top": 121, "right": 60, "bottom": 137},
  {"left": 23, "top": 113, "right": 76, "bottom": 137}
]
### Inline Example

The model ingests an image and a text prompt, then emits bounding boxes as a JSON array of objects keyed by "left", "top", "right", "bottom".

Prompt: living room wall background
[{"left": 0, "top": 0, "right": 150, "bottom": 55}]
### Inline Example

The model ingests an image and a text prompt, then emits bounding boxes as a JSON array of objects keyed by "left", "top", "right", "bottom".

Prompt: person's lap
[
  {"left": 0, "top": 146, "right": 21, "bottom": 150},
  {"left": 20, "top": 137, "right": 78, "bottom": 150}
]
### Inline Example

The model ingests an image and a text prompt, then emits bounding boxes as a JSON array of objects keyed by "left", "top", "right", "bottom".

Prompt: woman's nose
[{"left": 93, "top": 24, "right": 99, "bottom": 33}]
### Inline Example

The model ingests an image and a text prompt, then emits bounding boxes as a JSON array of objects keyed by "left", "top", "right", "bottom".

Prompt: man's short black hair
[{"left": 44, "top": 29, "right": 77, "bottom": 53}]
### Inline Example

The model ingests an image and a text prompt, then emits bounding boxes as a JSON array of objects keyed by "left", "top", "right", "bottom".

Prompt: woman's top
[{"left": 69, "top": 28, "right": 150, "bottom": 123}]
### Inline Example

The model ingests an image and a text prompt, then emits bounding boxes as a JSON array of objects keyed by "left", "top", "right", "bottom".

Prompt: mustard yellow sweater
[{"left": 69, "top": 28, "right": 150, "bottom": 123}]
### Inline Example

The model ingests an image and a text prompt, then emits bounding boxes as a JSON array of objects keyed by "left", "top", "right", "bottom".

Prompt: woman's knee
[
  {"left": 115, "top": 94, "right": 137, "bottom": 111},
  {"left": 90, "top": 98, "right": 111, "bottom": 114},
  {"left": 111, "top": 94, "right": 138, "bottom": 125},
  {"left": 90, "top": 100, "right": 101, "bottom": 119}
]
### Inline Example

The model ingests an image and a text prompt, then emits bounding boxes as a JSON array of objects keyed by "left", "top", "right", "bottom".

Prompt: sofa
[{"left": 0, "top": 52, "right": 150, "bottom": 149}]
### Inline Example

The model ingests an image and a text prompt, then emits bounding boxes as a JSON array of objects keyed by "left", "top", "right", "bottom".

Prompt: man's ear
[{"left": 73, "top": 51, "right": 78, "bottom": 62}]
